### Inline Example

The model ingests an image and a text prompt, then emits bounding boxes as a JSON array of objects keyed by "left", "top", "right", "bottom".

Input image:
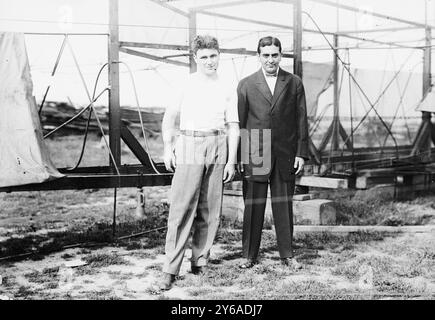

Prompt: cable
[
  {"left": 0, "top": 17, "right": 298, "bottom": 34},
  {"left": 43, "top": 88, "right": 108, "bottom": 139},
  {"left": 308, "top": 70, "right": 334, "bottom": 137},
  {"left": 66, "top": 38, "right": 92, "bottom": 101},
  {"left": 380, "top": 64, "right": 418, "bottom": 152},
  {"left": 66, "top": 63, "right": 109, "bottom": 171},
  {"left": 389, "top": 57, "right": 422, "bottom": 144},
  {"left": 347, "top": 49, "right": 355, "bottom": 172},
  {"left": 117, "top": 61, "right": 162, "bottom": 175},
  {"left": 309, "top": 103, "right": 333, "bottom": 137},
  {"left": 302, "top": 10, "right": 410, "bottom": 159},
  {"left": 64, "top": 39, "right": 122, "bottom": 178},
  {"left": 326, "top": 48, "right": 347, "bottom": 171}
]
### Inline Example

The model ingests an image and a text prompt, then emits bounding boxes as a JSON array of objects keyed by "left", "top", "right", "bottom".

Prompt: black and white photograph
[{"left": 0, "top": 0, "right": 434, "bottom": 306}]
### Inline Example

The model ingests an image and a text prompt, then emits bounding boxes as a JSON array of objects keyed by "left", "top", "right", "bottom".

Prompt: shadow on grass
[
  {"left": 213, "top": 229, "right": 397, "bottom": 265},
  {"left": 0, "top": 213, "right": 168, "bottom": 262}
]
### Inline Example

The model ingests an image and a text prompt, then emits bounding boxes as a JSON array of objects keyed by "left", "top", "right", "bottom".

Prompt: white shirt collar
[{"left": 262, "top": 66, "right": 280, "bottom": 78}]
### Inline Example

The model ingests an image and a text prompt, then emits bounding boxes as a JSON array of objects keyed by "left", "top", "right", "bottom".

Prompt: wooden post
[
  {"left": 422, "top": 26, "right": 432, "bottom": 154},
  {"left": 332, "top": 34, "right": 340, "bottom": 151},
  {"left": 412, "top": 27, "right": 432, "bottom": 156},
  {"left": 293, "top": 0, "right": 302, "bottom": 78},
  {"left": 292, "top": 0, "right": 321, "bottom": 165},
  {"left": 189, "top": 10, "right": 197, "bottom": 73},
  {"left": 423, "top": 27, "right": 432, "bottom": 96},
  {"left": 108, "top": 0, "right": 121, "bottom": 167}
]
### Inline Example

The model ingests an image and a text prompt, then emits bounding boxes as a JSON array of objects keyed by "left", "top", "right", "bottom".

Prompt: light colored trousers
[{"left": 163, "top": 134, "right": 227, "bottom": 275}]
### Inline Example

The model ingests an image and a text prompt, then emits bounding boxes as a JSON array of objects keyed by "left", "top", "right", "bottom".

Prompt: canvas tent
[{"left": 0, "top": 32, "right": 63, "bottom": 187}]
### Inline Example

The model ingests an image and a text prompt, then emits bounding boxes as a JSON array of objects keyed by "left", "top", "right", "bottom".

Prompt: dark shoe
[
  {"left": 281, "top": 257, "right": 302, "bottom": 270},
  {"left": 157, "top": 273, "right": 176, "bottom": 291},
  {"left": 191, "top": 266, "right": 206, "bottom": 275},
  {"left": 239, "top": 259, "right": 257, "bottom": 269}
]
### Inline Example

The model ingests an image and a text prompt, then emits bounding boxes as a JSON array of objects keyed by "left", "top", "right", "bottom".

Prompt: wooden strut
[
  {"left": 412, "top": 27, "right": 433, "bottom": 157},
  {"left": 119, "top": 41, "right": 284, "bottom": 58},
  {"left": 317, "top": 34, "right": 352, "bottom": 154}
]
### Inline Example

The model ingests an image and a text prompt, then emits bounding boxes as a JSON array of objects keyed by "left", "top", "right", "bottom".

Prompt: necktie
[{"left": 265, "top": 73, "right": 277, "bottom": 77}]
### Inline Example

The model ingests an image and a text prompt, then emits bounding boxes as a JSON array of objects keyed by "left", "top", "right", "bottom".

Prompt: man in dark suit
[{"left": 237, "top": 36, "right": 309, "bottom": 269}]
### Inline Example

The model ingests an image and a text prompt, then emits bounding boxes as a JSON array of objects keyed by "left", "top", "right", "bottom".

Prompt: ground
[
  {"left": 0, "top": 134, "right": 434, "bottom": 300},
  {"left": 0, "top": 186, "right": 434, "bottom": 300}
]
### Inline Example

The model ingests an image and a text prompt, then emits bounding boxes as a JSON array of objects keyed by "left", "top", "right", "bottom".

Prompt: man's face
[
  {"left": 258, "top": 45, "right": 281, "bottom": 75},
  {"left": 194, "top": 48, "right": 220, "bottom": 76}
]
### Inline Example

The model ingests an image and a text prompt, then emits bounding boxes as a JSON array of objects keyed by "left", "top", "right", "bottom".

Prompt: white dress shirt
[
  {"left": 173, "top": 72, "right": 239, "bottom": 131},
  {"left": 262, "top": 66, "right": 279, "bottom": 95}
]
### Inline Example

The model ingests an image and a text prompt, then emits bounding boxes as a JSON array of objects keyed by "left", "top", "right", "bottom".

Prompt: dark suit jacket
[{"left": 237, "top": 68, "right": 309, "bottom": 182}]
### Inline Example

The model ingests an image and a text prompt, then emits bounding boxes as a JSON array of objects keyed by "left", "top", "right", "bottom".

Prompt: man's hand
[
  {"left": 294, "top": 156, "right": 304, "bottom": 175},
  {"left": 163, "top": 146, "right": 176, "bottom": 172},
  {"left": 223, "top": 163, "right": 236, "bottom": 183}
]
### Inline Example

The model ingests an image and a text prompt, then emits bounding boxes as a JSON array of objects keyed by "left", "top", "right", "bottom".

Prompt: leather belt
[{"left": 180, "top": 130, "right": 225, "bottom": 137}]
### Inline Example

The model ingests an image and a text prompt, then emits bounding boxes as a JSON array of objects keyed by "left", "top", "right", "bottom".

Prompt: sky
[{"left": 0, "top": 0, "right": 434, "bottom": 118}]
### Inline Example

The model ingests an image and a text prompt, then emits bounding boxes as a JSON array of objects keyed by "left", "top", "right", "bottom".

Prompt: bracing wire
[
  {"left": 117, "top": 61, "right": 162, "bottom": 175},
  {"left": 302, "top": 11, "right": 403, "bottom": 159},
  {"left": 308, "top": 69, "right": 334, "bottom": 137},
  {"left": 42, "top": 37, "right": 121, "bottom": 177},
  {"left": 38, "top": 35, "right": 68, "bottom": 115},
  {"left": 390, "top": 54, "right": 422, "bottom": 144},
  {"left": 380, "top": 63, "right": 420, "bottom": 152},
  {"left": 66, "top": 62, "right": 109, "bottom": 171},
  {"left": 43, "top": 88, "right": 108, "bottom": 139},
  {"left": 346, "top": 48, "right": 355, "bottom": 171}
]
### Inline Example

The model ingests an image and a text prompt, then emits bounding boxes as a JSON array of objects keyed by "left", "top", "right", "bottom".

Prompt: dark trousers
[{"left": 242, "top": 159, "right": 295, "bottom": 260}]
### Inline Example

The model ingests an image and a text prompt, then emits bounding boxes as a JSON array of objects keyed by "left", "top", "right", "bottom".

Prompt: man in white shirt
[{"left": 157, "top": 35, "right": 240, "bottom": 290}]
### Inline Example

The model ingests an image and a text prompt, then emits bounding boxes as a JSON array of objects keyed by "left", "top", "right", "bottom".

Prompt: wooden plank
[
  {"left": 120, "top": 41, "right": 259, "bottom": 56},
  {"left": 356, "top": 176, "right": 395, "bottom": 189},
  {"left": 119, "top": 47, "right": 189, "bottom": 67},
  {"left": 0, "top": 172, "right": 173, "bottom": 192},
  {"left": 357, "top": 166, "right": 427, "bottom": 177},
  {"left": 223, "top": 189, "right": 315, "bottom": 201},
  {"left": 293, "top": 225, "right": 435, "bottom": 233},
  {"left": 228, "top": 173, "right": 350, "bottom": 189},
  {"left": 356, "top": 172, "right": 435, "bottom": 191},
  {"left": 120, "top": 41, "right": 188, "bottom": 51},
  {"left": 296, "top": 175, "right": 349, "bottom": 189},
  {"left": 292, "top": 193, "right": 315, "bottom": 201}
]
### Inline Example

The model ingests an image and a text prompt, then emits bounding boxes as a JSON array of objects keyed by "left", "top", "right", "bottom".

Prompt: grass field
[{"left": 0, "top": 134, "right": 434, "bottom": 300}]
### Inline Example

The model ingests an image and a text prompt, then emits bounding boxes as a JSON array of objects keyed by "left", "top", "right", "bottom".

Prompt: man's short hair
[
  {"left": 257, "top": 36, "right": 282, "bottom": 54},
  {"left": 191, "top": 35, "right": 220, "bottom": 55}
]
